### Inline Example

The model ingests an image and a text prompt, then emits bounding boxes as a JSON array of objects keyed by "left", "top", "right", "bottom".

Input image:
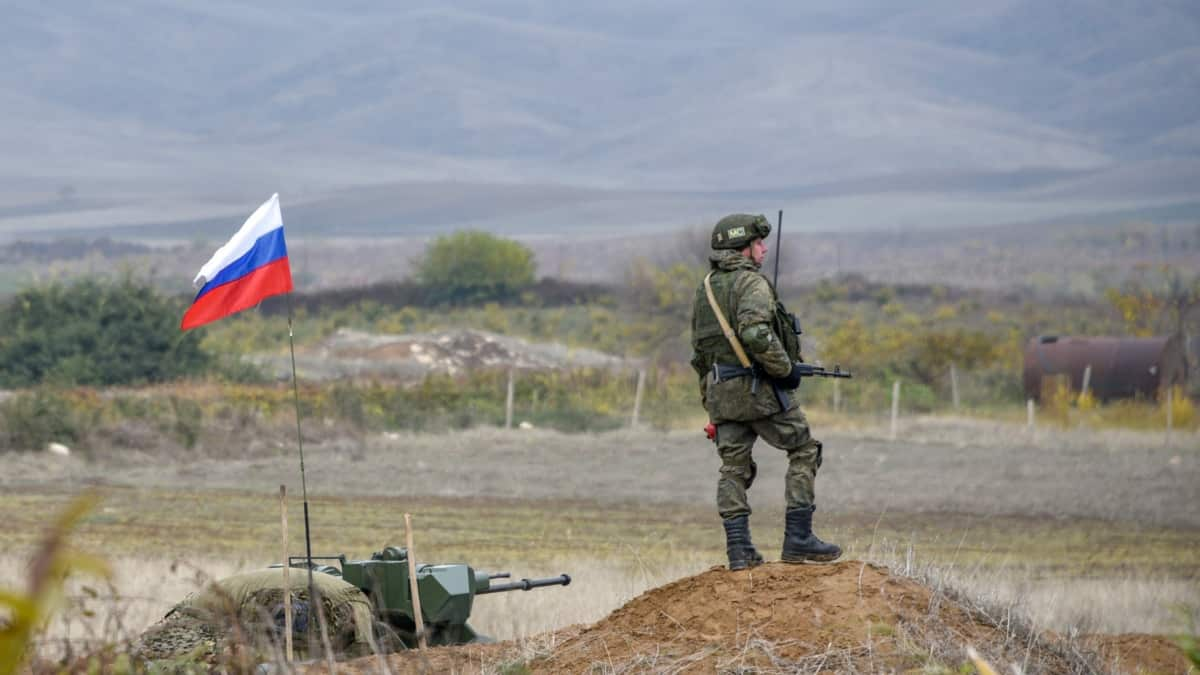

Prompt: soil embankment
[{"left": 317, "top": 562, "right": 1187, "bottom": 674}]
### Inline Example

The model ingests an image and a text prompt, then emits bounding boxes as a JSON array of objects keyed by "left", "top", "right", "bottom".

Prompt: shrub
[
  {"left": 414, "top": 231, "right": 536, "bottom": 303},
  {"left": 0, "top": 388, "right": 86, "bottom": 451},
  {"left": 0, "top": 276, "right": 210, "bottom": 387},
  {"left": 1163, "top": 385, "right": 1195, "bottom": 427}
]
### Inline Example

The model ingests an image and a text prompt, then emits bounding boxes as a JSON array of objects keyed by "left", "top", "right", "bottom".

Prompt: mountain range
[{"left": 2, "top": 1, "right": 1198, "bottom": 237}]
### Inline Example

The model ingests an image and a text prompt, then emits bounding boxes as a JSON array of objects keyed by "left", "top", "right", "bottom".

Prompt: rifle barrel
[
  {"left": 478, "top": 574, "right": 572, "bottom": 594},
  {"left": 797, "top": 364, "right": 853, "bottom": 379}
]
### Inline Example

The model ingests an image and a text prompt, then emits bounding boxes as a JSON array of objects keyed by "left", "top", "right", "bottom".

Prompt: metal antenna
[
  {"left": 285, "top": 291, "right": 318, "bottom": 645},
  {"left": 773, "top": 210, "right": 783, "bottom": 288}
]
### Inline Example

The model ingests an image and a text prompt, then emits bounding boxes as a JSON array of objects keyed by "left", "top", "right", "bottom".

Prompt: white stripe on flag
[{"left": 193, "top": 193, "right": 283, "bottom": 287}]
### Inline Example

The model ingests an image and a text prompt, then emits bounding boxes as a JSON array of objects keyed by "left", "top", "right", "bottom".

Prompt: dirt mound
[
  {"left": 533, "top": 560, "right": 1060, "bottom": 673},
  {"left": 322, "top": 562, "right": 1182, "bottom": 674},
  {"left": 1086, "top": 633, "right": 1192, "bottom": 674}
]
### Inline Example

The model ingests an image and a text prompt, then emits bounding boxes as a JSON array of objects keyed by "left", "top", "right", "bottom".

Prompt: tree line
[{"left": 0, "top": 230, "right": 1195, "bottom": 391}]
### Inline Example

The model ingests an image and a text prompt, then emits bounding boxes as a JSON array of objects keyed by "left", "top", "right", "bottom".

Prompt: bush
[
  {"left": 0, "top": 277, "right": 210, "bottom": 387},
  {"left": 414, "top": 231, "right": 536, "bottom": 303},
  {"left": 0, "top": 388, "right": 88, "bottom": 452}
]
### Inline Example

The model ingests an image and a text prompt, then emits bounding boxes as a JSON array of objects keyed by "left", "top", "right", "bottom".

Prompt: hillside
[{"left": 2, "top": 2, "right": 1198, "bottom": 235}]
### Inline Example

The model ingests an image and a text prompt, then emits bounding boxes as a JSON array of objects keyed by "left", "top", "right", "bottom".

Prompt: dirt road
[{"left": 6, "top": 416, "right": 1197, "bottom": 529}]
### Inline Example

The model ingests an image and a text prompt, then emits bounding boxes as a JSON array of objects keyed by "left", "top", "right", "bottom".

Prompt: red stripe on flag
[{"left": 181, "top": 257, "right": 294, "bottom": 330}]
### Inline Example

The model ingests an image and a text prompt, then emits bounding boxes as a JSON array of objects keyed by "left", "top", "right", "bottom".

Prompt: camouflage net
[{"left": 132, "top": 568, "right": 375, "bottom": 664}]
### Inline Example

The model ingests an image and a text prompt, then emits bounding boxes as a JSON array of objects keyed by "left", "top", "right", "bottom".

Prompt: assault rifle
[
  {"left": 710, "top": 362, "right": 852, "bottom": 385},
  {"left": 709, "top": 362, "right": 852, "bottom": 417},
  {"left": 764, "top": 363, "right": 852, "bottom": 412},
  {"left": 792, "top": 363, "right": 853, "bottom": 379}
]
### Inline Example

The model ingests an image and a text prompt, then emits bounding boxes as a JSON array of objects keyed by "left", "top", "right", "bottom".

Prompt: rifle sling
[{"left": 703, "top": 271, "right": 752, "bottom": 369}]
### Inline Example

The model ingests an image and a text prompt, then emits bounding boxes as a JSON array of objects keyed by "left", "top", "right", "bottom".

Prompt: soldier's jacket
[{"left": 691, "top": 249, "right": 799, "bottom": 422}]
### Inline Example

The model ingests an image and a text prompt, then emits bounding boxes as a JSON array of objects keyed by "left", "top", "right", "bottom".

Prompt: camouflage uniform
[{"left": 691, "top": 214, "right": 840, "bottom": 568}]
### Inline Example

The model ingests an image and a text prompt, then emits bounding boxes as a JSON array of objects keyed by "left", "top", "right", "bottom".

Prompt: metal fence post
[
  {"left": 1166, "top": 386, "right": 1174, "bottom": 443},
  {"left": 505, "top": 366, "right": 515, "bottom": 430}
]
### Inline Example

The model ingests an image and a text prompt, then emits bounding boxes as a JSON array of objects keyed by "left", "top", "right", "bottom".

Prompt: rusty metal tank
[{"left": 1023, "top": 335, "right": 1189, "bottom": 402}]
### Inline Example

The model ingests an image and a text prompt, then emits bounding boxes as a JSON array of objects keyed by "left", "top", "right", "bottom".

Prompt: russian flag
[{"left": 181, "top": 193, "right": 294, "bottom": 330}]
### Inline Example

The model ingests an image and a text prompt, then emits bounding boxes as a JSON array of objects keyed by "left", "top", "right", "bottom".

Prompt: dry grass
[
  {"left": 464, "top": 554, "right": 713, "bottom": 642},
  {"left": 3, "top": 419, "right": 1197, "bottom": 672},
  {"left": 7, "top": 543, "right": 1197, "bottom": 672},
  {"left": 963, "top": 574, "right": 1200, "bottom": 636},
  {"left": 859, "top": 541, "right": 1200, "bottom": 675},
  {"left": 0, "top": 554, "right": 252, "bottom": 661},
  {"left": 860, "top": 531, "right": 1200, "bottom": 636},
  {"left": 1, "top": 553, "right": 711, "bottom": 653}
]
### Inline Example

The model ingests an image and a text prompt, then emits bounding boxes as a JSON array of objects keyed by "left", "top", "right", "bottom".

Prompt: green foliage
[
  {"left": 188, "top": 260, "right": 1193, "bottom": 422},
  {"left": 168, "top": 395, "right": 203, "bottom": 449},
  {"left": 1104, "top": 264, "right": 1200, "bottom": 337},
  {"left": 304, "top": 370, "right": 648, "bottom": 433},
  {"left": 624, "top": 258, "right": 703, "bottom": 361},
  {"left": 1178, "top": 624, "right": 1200, "bottom": 669},
  {"left": 819, "top": 315, "right": 1004, "bottom": 408},
  {"left": 0, "top": 368, "right": 703, "bottom": 451},
  {"left": 906, "top": 328, "right": 1003, "bottom": 388},
  {"left": 414, "top": 231, "right": 536, "bottom": 303},
  {"left": 0, "top": 277, "right": 210, "bottom": 387},
  {"left": 0, "top": 388, "right": 89, "bottom": 451}
]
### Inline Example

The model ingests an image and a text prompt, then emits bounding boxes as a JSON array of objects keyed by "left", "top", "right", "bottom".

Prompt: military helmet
[{"left": 711, "top": 213, "right": 771, "bottom": 250}]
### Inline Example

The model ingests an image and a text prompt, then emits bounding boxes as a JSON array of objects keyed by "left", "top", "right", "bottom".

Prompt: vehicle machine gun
[{"left": 287, "top": 545, "right": 571, "bottom": 647}]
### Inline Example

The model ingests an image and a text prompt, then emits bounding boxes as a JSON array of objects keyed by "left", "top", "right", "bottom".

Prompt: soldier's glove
[
  {"left": 704, "top": 422, "right": 717, "bottom": 442},
  {"left": 774, "top": 363, "right": 804, "bottom": 390}
]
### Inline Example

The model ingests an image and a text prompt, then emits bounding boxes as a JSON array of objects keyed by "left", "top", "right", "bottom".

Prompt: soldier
[{"left": 690, "top": 213, "right": 841, "bottom": 570}]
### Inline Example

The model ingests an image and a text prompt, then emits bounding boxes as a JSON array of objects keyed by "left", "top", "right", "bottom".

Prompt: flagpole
[{"left": 285, "top": 291, "right": 318, "bottom": 644}]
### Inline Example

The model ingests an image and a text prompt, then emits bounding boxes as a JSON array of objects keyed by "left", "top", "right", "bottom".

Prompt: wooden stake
[
  {"left": 505, "top": 367, "right": 515, "bottom": 430},
  {"left": 1027, "top": 399, "right": 1036, "bottom": 431},
  {"left": 949, "top": 363, "right": 960, "bottom": 411},
  {"left": 1081, "top": 364, "right": 1092, "bottom": 398},
  {"left": 280, "top": 485, "right": 293, "bottom": 663},
  {"left": 833, "top": 378, "right": 841, "bottom": 413},
  {"left": 889, "top": 380, "right": 900, "bottom": 441},
  {"left": 1166, "top": 386, "right": 1174, "bottom": 443},
  {"left": 404, "top": 513, "right": 427, "bottom": 649},
  {"left": 631, "top": 369, "right": 646, "bottom": 428}
]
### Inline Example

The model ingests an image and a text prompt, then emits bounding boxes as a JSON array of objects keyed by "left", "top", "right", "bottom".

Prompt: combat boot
[
  {"left": 781, "top": 505, "right": 842, "bottom": 563},
  {"left": 722, "top": 515, "right": 765, "bottom": 571}
]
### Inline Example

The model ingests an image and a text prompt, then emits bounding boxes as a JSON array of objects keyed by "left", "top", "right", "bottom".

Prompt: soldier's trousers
[{"left": 714, "top": 405, "right": 822, "bottom": 519}]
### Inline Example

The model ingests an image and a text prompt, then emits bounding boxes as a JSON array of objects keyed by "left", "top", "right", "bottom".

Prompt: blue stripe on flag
[{"left": 195, "top": 227, "right": 288, "bottom": 300}]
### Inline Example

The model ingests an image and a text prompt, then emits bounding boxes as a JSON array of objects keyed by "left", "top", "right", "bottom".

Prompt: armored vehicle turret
[{"left": 321, "top": 544, "right": 570, "bottom": 646}]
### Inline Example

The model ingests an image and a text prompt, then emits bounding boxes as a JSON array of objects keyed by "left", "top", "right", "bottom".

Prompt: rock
[{"left": 46, "top": 442, "right": 70, "bottom": 456}]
